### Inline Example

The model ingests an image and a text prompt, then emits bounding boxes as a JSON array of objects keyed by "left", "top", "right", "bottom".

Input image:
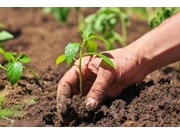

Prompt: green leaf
[
  {"left": 4, "top": 52, "right": 13, "bottom": 62},
  {"left": 17, "top": 54, "right": 30, "bottom": 63},
  {"left": 78, "top": 30, "right": 87, "bottom": 40},
  {"left": 0, "top": 30, "right": 14, "bottom": 41},
  {"left": 56, "top": 54, "right": 66, "bottom": 65},
  {"left": 65, "top": 42, "right": 80, "bottom": 66},
  {"left": 96, "top": 53, "right": 114, "bottom": 68},
  {"left": 0, "top": 47, "right": 5, "bottom": 54},
  {"left": 7, "top": 61, "right": 23, "bottom": 86},
  {"left": 85, "top": 39, "right": 97, "bottom": 53},
  {"left": 88, "top": 33, "right": 113, "bottom": 50}
]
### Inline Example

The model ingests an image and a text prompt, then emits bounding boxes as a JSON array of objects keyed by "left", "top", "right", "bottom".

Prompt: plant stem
[
  {"left": 79, "top": 41, "right": 84, "bottom": 96},
  {"left": 0, "top": 64, "right": 6, "bottom": 70},
  {"left": 23, "top": 65, "right": 40, "bottom": 83}
]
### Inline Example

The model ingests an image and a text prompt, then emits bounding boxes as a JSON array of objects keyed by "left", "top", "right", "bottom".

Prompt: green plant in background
[
  {"left": 126, "top": 7, "right": 158, "bottom": 26},
  {"left": 0, "top": 52, "right": 39, "bottom": 86},
  {"left": 56, "top": 31, "right": 114, "bottom": 95},
  {"left": 0, "top": 24, "right": 39, "bottom": 86},
  {"left": 149, "top": 7, "right": 180, "bottom": 75},
  {"left": 82, "top": 7, "right": 130, "bottom": 49},
  {"left": 43, "top": 7, "right": 84, "bottom": 30},
  {"left": 43, "top": 7, "right": 130, "bottom": 49},
  {"left": 150, "top": 7, "right": 180, "bottom": 29},
  {"left": 43, "top": 7, "right": 70, "bottom": 22}
]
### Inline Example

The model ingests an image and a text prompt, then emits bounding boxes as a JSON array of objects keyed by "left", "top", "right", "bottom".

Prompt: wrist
[{"left": 125, "top": 13, "right": 180, "bottom": 78}]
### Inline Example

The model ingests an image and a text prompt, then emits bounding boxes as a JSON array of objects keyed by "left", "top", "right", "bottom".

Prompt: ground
[{"left": 0, "top": 7, "right": 179, "bottom": 127}]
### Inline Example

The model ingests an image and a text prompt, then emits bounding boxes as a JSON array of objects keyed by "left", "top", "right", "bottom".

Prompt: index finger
[
  {"left": 57, "top": 65, "right": 80, "bottom": 97},
  {"left": 56, "top": 65, "right": 79, "bottom": 116}
]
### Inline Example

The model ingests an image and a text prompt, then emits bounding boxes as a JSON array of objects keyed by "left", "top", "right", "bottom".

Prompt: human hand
[{"left": 57, "top": 48, "right": 146, "bottom": 113}]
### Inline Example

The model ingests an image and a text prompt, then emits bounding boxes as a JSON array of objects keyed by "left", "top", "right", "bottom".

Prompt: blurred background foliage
[{"left": 43, "top": 7, "right": 180, "bottom": 50}]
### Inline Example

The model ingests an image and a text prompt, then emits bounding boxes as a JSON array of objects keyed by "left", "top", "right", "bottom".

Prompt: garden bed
[{"left": 0, "top": 7, "right": 179, "bottom": 127}]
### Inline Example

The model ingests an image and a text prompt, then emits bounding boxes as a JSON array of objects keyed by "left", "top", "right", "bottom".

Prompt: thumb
[{"left": 86, "top": 61, "right": 115, "bottom": 110}]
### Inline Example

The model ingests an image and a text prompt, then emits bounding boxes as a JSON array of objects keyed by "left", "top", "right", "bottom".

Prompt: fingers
[
  {"left": 56, "top": 65, "right": 79, "bottom": 116},
  {"left": 57, "top": 65, "right": 80, "bottom": 96},
  {"left": 86, "top": 61, "right": 115, "bottom": 110}
]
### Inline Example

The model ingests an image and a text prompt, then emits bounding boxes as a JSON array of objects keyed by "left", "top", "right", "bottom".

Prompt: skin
[{"left": 57, "top": 12, "right": 180, "bottom": 112}]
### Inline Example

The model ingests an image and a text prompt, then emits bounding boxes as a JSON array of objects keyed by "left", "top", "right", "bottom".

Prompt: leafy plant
[
  {"left": 150, "top": 7, "right": 180, "bottom": 29},
  {"left": 0, "top": 24, "right": 39, "bottom": 86},
  {"left": 81, "top": 7, "right": 130, "bottom": 49},
  {"left": 0, "top": 52, "right": 39, "bottom": 86},
  {"left": 56, "top": 31, "right": 114, "bottom": 95},
  {"left": 43, "top": 7, "right": 84, "bottom": 29},
  {"left": 43, "top": 7, "right": 70, "bottom": 22},
  {"left": 125, "top": 7, "right": 158, "bottom": 25}
]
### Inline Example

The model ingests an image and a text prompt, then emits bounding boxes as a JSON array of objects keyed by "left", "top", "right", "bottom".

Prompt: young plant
[
  {"left": 56, "top": 31, "right": 114, "bottom": 95},
  {"left": 43, "top": 7, "right": 70, "bottom": 22},
  {"left": 43, "top": 7, "right": 84, "bottom": 30},
  {"left": 0, "top": 52, "right": 39, "bottom": 86},
  {"left": 0, "top": 25, "right": 39, "bottom": 86},
  {"left": 81, "top": 7, "right": 130, "bottom": 49}
]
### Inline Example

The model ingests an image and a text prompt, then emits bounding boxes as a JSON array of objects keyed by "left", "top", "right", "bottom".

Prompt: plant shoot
[{"left": 56, "top": 31, "right": 114, "bottom": 95}]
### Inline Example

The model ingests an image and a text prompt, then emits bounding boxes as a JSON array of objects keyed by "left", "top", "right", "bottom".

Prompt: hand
[
  {"left": 57, "top": 12, "right": 180, "bottom": 115},
  {"left": 57, "top": 48, "right": 146, "bottom": 113}
]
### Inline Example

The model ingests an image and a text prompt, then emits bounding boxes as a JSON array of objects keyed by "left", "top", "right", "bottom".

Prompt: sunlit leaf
[
  {"left": 56, "top": 54, "right": 66, "bottom": 65},
  {"left": 96, "top": 53, "right": 114, "bottom": 68},
  {"left": 0, "top": 30, "right": 14, "bottom": 41},
  {"left": 18, "top": 54, "right": 30, "bottom": 63},
  {"left": 78, "top": 30, "right": 87, "bottom": 39},
  {"left": 4, "top": 52, "right": 13, "bottom": 62},
  {"left": 65, "top": 42, "right": 80, "bottom": 66},
  {"left": 7, "top": 61, "right": 23, "bottom": 86},
  {"left": 88, "top": 33, "right": 113, "bottom": 50},
  {"left": 85, "top": 39, "right": 97, "bottom": 53}
]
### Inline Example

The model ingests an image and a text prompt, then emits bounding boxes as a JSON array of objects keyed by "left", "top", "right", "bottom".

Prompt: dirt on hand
[{"left": 0, "top": 7, "right": 180, "bottom": 127}]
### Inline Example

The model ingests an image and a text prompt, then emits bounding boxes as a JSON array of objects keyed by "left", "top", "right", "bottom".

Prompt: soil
[{"left": 0, "top": 7, "right": 179, "bottom": 127}]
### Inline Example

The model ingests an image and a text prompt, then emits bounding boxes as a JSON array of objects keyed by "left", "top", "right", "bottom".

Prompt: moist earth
[{"left": 0, "top": 7, "right": 179, "bottom": 127}]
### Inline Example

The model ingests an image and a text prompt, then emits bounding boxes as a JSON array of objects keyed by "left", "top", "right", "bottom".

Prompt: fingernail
[{"left": 86, "top": 98, "right": 97, "bottom": 107}]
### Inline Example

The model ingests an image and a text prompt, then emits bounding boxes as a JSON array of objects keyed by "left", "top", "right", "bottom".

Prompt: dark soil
[{"left": 0, "top": 7, "right": 179, "bottom": 127}]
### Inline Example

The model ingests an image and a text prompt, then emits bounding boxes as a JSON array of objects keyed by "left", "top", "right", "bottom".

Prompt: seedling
[
  {"left": 82, "top": 7, "right": 130, "bottom": 49},
  {"left": 56, "top": 31, "right": 114, "bottom": 95},
  {"left": 0, "top": 25, "right": 39, "bottom": 86},
  {"left": 43, "top": 7, "right": 84, "bottom": 30},
  {"left": 0, "top": 52, "right": 39, "bottom": 86}
]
